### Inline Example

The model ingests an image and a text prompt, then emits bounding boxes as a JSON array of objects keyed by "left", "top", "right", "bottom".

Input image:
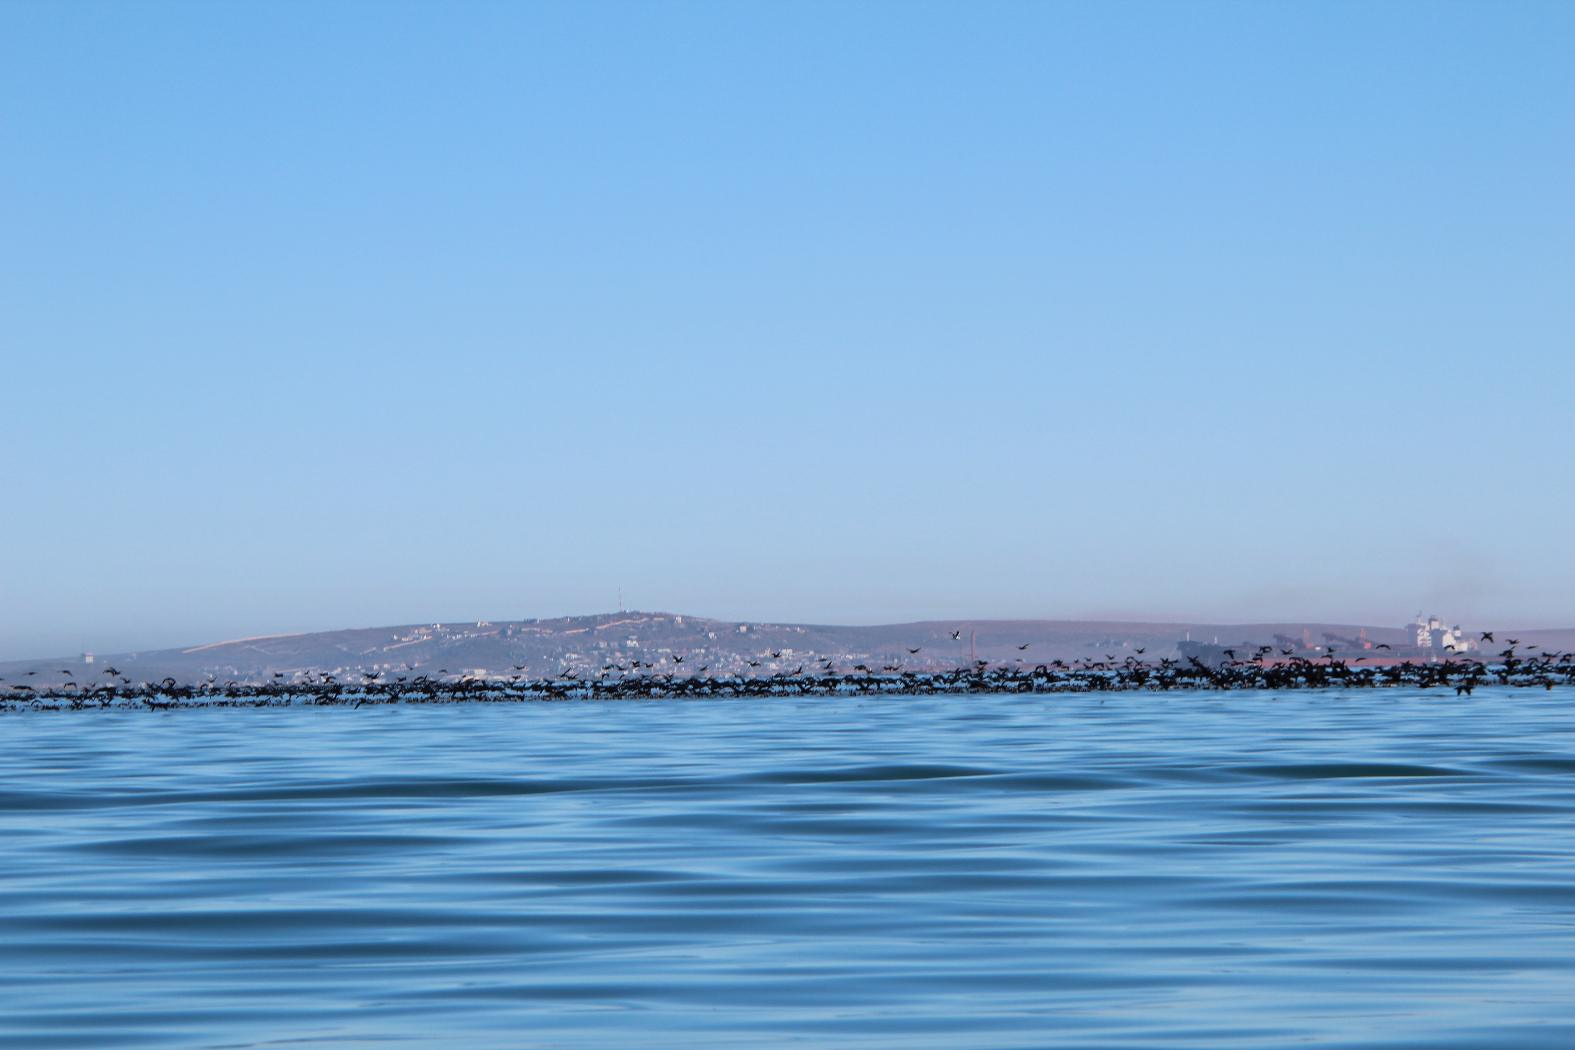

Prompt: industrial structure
[{"left": 1409, "top": 613, "right": 1474, "bottom": 654}]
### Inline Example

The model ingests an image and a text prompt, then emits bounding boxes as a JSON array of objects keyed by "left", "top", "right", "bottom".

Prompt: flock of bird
[{"left": 3, "top": 632, "right": 1572, "bottom": 712}]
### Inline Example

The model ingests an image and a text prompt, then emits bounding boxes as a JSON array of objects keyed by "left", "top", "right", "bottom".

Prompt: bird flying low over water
[{"left": 951, "top": 630, "right": 962, "bottom": 640}]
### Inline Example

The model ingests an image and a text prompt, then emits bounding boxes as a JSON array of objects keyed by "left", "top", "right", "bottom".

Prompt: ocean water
[{"left": 3, "top": 689, "right": 1574, "bottom": 1049}]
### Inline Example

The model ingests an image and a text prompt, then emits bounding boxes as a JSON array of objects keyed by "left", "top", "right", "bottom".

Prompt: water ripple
[{"left": 3, "top": 688, "right": 1575, "bottom": 1048}]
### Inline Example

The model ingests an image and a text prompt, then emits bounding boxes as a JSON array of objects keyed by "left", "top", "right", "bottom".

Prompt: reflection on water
[{"left": 3, "top": 689, "right": 1575, "bottom": 1048}]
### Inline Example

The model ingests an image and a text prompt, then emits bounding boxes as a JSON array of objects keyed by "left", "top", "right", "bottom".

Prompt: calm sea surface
[{"left": 3, "top": 689, "right": 1575, "bottom": 1049}]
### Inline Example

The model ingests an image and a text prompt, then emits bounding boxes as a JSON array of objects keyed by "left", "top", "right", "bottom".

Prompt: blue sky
[{"left": 3, "top": 1, "right": 1572, "bottom": 659}]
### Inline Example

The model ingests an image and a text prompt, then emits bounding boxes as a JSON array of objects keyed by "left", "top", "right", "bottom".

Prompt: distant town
[{"left": 1176, "top": 614, "right": 1486, "bottom": 667}]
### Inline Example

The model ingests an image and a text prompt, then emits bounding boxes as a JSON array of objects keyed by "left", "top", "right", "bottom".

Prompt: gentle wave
[{"left": 3, "top": 688, "right": 1575, "bottom": 1048}]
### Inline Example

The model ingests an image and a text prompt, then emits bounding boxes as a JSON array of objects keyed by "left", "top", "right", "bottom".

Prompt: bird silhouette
[{"left": 7, "top": 619, "right": 1570, "bottom": 714}]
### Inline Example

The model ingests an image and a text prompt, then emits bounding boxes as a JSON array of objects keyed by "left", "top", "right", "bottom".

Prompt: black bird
[
  {"left": 950, "top": 630, "right": 962, "bottom": 640},
  {"left": 907, "top": 647, "right": 922, "bottom": 654},
  {"left": 673, "top": 655, "right": 684, "bottom": 663},
  {"left": 1017, "top": 644, "right": 1030, "bottom": 651},
  {"left": 1480, "top": 632, "right": 1494, "bottom": 643}
]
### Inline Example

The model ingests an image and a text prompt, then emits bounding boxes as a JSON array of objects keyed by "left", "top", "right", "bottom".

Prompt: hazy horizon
[
  {"left": 5, "top": 1, "right": 1572, "bottom": 660},
  {"left": 6, "top": 601, "right": 1574, "bottom": 665}
]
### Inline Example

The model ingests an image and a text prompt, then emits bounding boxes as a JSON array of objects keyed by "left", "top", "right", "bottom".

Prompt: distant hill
[{"left": 5, "top": 612, "right": 1573, "bottom": 689}]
